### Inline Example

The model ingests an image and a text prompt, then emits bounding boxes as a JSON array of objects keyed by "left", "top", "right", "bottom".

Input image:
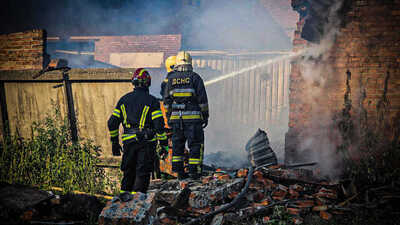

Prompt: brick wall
[
  {"left": 286, "top": 0, "right": 400, "bottom": 164},
  {"left": 0, "top": 30, "right": 46, "bottom": 70},
  {"left": 94, "top": 34, "right": 181, "bottom": 65},
  {"left": 259, "top": 0, "right": 299, "bottom": 39}
]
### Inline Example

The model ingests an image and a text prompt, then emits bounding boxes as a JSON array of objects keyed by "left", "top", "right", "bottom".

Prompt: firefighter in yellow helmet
[
  {"left": 160, "top": 56, "right": 176, "bottom": 97},
  {"left": 163, "top": 51, "right": 209, "bottom": 181}
]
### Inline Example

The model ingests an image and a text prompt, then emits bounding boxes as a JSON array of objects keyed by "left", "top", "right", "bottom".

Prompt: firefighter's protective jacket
[
  {"left": 163, "top": 70, "right": 209, "bottom": 123},
  {"left": 108, "top": 87, "right": 168, "bottom": 146}
]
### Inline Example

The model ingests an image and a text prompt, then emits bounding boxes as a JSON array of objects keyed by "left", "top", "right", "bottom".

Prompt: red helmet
[{"left": 131, "top": 68, "right": 151, "bottom": 87}]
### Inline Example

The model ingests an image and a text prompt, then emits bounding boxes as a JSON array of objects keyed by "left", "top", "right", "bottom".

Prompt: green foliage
[{"left": 0, "top": 106, "right": 109, "bottom": 194}]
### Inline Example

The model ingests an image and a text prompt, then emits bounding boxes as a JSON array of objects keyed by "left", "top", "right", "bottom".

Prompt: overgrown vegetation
[
  {"left": 0, "top": 105, "right": 113, "bottom": 195},
  {"left": 335, "top": 70, "right": 400, "bottom": 185},
  {"left": 331, "top": 70, "right": 400, "bottom": 225}
]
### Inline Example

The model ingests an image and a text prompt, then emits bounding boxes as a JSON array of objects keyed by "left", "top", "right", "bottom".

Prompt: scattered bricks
[
  {"left": 312, "top": 205, "right": 328, "bottom": 211},
  {"left": 277, "top": 184, "right": 288, "bottom": 192},
  {"left": 287, "top": 207, "right": 301, "bottom": 216},
  {"left": 289, "top": 184, "right": 304, "bottom": 192},
  {"left": 331, "top": 210, "right": 345, "bottom": 215},
  {"left": 98, "top": 192, "right": 156, "bottom": 225},
  {"left": 202, "top": 176, "right": 213, "bottom": 184},
  {"left": 320, "top": 211, "right": 333, "bottom": 220},
  {"left": 253, "top": 199, "right": 270, "bottom": 207},
  {"left": 272, "top": 184, "right": 288, "bottom": 201},
  {"left": 180, "top": 181, "right": 189, "bottom": 189},
  {"left": 228, "top": 191, "right": 238, "bottom": 199},
  {"left": 218, "top": 174, "right": 231, "bottom": 181},
  {"left": 236, "top": 168, "right": 248, "bottom": 178},
  {"left": 272, "top": 190, "right": 287, "bottom": 201},
  {"left": 262, "top": 216, "right": 271, "bottom": 223},
  {"left": 315, "top": 197, "right": 331, "bottom": 205},
  {"left": 289, "top": 189, "right": 300, "bottom": 198},
  {"left": 246, "top": 191, "right": 265, "bottom": 202},
  {"left": 253, "top": 170, "right": 264, "bottom": 181},
  {"left": 158, "top": 214, "right": 177, "bottom": 225},
  {"left": 21, "top": 210, "right": 34, "bottom": 221},
  {"left": 293, "top": 200, "right": 314, "bottom": 208},
  {"left": 292, "top": 217, "right": 304, "bottom": 224},
  {"left": 315, "top": 187, "right": 337, "bottom": 199}
]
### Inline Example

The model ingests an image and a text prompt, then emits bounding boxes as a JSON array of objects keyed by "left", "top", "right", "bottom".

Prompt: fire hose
[{"left": 183, "top": 165, "right": 255, "bottom": 225}]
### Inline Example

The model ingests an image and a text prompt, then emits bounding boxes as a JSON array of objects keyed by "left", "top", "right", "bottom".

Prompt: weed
[{"left": 0, "top": 104, "right": 109, "bottom": 195}]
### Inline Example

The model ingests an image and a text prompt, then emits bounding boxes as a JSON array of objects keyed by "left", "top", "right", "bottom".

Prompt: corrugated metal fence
[{"left": 192, "top": 52, "right": 291, "bottom": 132}]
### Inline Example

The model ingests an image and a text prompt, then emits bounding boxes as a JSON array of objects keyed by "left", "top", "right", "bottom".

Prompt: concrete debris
[
  {"left": 95, "top": 164, "right": 348, "bottom": 224},
  {"left": 99, "top": 192, "right": 156, "bottom": 225}
]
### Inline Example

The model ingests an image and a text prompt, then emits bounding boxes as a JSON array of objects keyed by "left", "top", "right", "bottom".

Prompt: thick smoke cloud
[
  {"left": 1, "top": 0, "right": 176, "bottom": 36},
  {"left": 293, "top": 0, "right": 346, "bottom": 179}
]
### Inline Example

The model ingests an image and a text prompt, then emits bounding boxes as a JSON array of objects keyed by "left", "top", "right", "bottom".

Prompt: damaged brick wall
[
  {"left": 0, "top": 30, "right": 47, "bottom": 71},
  {"left": 94, "top": 34, "right": 181, "bottom": 66},
  {"left": 286, "top": 0, "right": 400, "bottom": 164}
]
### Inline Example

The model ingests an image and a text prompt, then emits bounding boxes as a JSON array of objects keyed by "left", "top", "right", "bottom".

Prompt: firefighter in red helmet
[{"left": 107, "top": 68, "right": 168, "bottom": 200}]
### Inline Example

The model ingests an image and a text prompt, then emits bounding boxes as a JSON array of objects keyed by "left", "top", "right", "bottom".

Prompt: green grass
[{"left": 0, "top": 105, "right": 110, "bottom": 195}]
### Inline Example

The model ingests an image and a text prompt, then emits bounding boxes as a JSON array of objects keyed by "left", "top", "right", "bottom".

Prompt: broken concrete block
[
  {"left": 188, "top": 178, "right": 244, "bottom": 209},
  {"left": 98, "top": 192, "right": 156, "bottom": 225}
]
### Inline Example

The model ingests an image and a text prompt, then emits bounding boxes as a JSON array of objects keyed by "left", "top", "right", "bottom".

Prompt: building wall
[
  {"left": 286, "top": 0, "right": 400, "bottom": 163},
  {"left": 94, "top": 34, "right": 181, "bottom": 67},
  {"left": 0, "top": 30, "right": 47, "bottom": 70}
]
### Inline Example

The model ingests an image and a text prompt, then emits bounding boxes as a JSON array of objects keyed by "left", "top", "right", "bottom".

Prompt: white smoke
[{"left": 293, "top": 0, "right": 347, "bottom": 179}]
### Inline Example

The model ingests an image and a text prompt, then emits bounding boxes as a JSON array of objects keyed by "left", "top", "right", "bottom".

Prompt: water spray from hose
[{"left": 204, "top": 50, "right": 306, "bottom": 87}]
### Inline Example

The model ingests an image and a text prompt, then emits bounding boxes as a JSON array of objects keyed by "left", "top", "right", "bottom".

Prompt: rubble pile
[
  {"left": 98, "top": 165, "right": 346, "bottom": 225},
  {"left": 155, "top": 165, "right": 341, "bottom": 225}
]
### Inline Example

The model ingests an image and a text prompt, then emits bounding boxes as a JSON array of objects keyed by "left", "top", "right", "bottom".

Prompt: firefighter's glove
[
  {"left": 111, "top": 142, "right": 122, "bottom": 156},
  {"left": 159, "top": 146, "right": 169, "bottom": 160},
  {"left": 202, "top": 119, "right": 208, "bottom": 129}
]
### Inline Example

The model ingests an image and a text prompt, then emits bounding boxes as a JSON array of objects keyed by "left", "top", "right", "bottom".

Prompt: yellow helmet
[
  {"left": 175, "top": 51, "right": 192, "bottom": 66},
  {"left": 165, "top": 55, "right": 176, "bottom": 72}
]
